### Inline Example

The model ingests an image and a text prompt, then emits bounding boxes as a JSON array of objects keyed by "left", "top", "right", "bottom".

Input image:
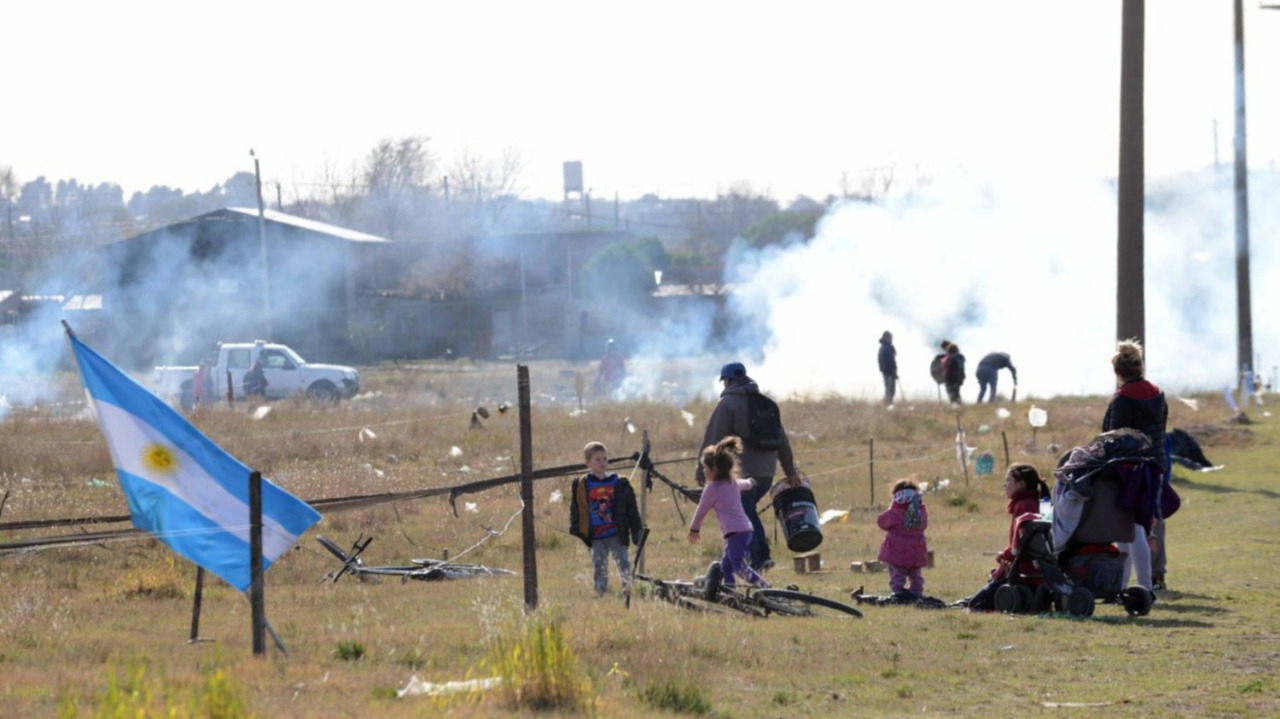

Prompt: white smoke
[{"left": 721, "top": 168, "right": 1278, "bottom": 400}]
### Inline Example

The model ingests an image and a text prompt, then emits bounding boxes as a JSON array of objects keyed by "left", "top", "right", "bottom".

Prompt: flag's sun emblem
[{"left": 142, "top": 444, "right": 179, "bottom": 474}]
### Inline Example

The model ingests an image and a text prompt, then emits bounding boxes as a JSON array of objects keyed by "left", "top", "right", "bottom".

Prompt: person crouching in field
[
  {"left": 877, "top": 479, "right": 930, "bottom": 598},
  {"left": 569, "top": 441, "right": 643, "bottom": 596},
  {"left": 688, "top": 437, "right": 769, "bottom": 590},
  {"left": 959, "top": 463, "right": 1049, "bottom": 610}
]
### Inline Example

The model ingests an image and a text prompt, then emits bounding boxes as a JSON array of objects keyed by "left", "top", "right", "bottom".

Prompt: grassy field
[{"left": 1, "top": 359, "right": 1277, "bottom": 717}]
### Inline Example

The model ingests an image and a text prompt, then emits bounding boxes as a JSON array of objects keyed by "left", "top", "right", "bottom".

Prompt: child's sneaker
[{"left": 758, "top": 558, "right": 776, "bottom": 571}]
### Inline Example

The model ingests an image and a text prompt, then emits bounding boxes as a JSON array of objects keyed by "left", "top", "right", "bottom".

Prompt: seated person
[{"left": 961, "top": 463, "right": 1050, "bottom": 611}]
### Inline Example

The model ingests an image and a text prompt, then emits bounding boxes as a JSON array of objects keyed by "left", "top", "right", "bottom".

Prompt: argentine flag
[{"left": 69, "top": 334, "right": 321, "bottom": 592}]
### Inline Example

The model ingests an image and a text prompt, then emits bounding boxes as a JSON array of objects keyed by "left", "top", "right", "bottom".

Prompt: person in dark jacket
[
  {"left": 570, "top": 440, "right": 643, "bottom": 595},
  {"left": 976, "top": 351, "right": 1017, "bottom": 403},
  {"left": 943, "top": 343, "right": 966, "bottom": 404},
  {"left": 696, "top": 361, "right": 801, "bottom": 571},
  {"left": 878, "top": 331, "right": 898, "bottom": 405},
  {"left": 242, "top": 358, "right": 268, "bottom": 400},
  {"left": 1101, "top": 338, "right": 1169, "bottom": 590}
]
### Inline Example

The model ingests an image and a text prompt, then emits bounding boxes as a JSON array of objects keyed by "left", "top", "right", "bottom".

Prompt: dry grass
[{"left": 1, "top": 359, "right": 1277, "bottom": 716}]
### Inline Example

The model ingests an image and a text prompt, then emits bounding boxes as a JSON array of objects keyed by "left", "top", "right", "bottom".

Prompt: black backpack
[
  {"left": 745, "top": 392, "right": 783, "bottom": 450},
  {"left": 930, "top": 354, "right": 946, "bottom": 384}
]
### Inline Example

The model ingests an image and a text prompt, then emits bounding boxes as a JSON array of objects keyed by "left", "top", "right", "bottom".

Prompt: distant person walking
[
  {"left": 943, "top": 342, "right": 966, "bottom": 405},
  {"left": 594, "top": 339, "right": 626, "bottom": 395},
  {"left": 878, "top": 331, "right": 898, "bottom": 405},
  {"left": 976, "top": 352, "right": 1018, "bottom": 403},
  {"left": 696, "top": 361, "right": 801, "bottom": 572}
]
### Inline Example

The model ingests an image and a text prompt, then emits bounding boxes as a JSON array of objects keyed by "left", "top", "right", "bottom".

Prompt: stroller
[{"left": 992, "top": 429, "right": 1159, "bottom": 617}]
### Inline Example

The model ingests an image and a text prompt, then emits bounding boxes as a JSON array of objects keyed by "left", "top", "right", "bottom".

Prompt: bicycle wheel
[{"left": 754, "top": 589, "right": 863, "bottom": 618}]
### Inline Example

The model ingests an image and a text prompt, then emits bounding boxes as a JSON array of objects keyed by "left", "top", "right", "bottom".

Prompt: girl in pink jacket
[
  {"left": 688, "top": 436, "right": 769, "bottom": 589},
  {"left": 877, "top": 479, "right": 929, "bottom": 597}
]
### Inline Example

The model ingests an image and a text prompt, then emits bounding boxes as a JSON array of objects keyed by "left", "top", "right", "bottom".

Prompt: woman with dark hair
[
  {"left": 958, "top": 463, "right": 1050, "bottom": 610},
  {"left": 1102, "top": 338, "right": 1170, "bottom": 591}
]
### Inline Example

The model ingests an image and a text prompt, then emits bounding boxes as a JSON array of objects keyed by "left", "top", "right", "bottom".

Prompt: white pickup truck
[{"left": 154, "top": 340, "right": 360, "bottom": 409}]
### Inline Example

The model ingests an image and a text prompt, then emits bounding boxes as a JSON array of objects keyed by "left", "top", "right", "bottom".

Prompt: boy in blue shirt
[{"left": 570, "top": 441, "right": 643, "bottom": 595}]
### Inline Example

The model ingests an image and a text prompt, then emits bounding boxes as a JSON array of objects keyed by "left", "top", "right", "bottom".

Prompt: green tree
[{"left": 581, "top": 239, "right": 664, "bottom": 301}]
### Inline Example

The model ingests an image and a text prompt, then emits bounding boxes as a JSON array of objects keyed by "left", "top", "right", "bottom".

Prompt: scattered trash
[
  {"left": 680, "top": 409, "right": 695, "bottom": 427},
  {"left": 935, "top": 479, "right": 951, "bottom": 492},
  {"left": 398, "top": 675, "right": 502, "bottom": 698},
  {"left": 549, "top": 489, "right": 564, "bottom": 504},
  {"left": 996, "top": 407, "right": 1011, "bottom": 419},
  {"left": 818, "top": 509, "right": 849, "bottom": 525},
  {"left": 449, "top": 446, "right": 463, "bottom": 458},
  {"left": 975, "top": 452, "right": 995, "bottom": 475},
  {"left": 251, "top": 405, "right": 272, "bottom": 420},
  {"left": 1041, "top": 701, "right": 1114, "bottom": 708},
  {"left": 1175, "top": 396, "right": 1199, "bottom": 411},
  {"left": 624, "top": 417, "right": 636, "bottom": 434},
  {"left": 1028, "top": 405, "right": 1047, "bottom": 428},
  {"left": 919, "top": 481, "right": 929, "bottom": 492},
  {"left": 569, "top": 408, "right": 587, "bottom": 418},
  {"left": 999, "top": 645, "right": 1015, "bottom": 651},
  {"left": 86, "top": 478, "right": 110, "bottom": 487},
  {"left": 977, "top": 424, "right": 991, "bottom": 433},
  {"left": 458, "top": 465, "right": 471, "bottom": 474},
  {"left": 358, "top": 428, "right": 376, "bottom": 442},
  {"left": 465, "top": 502, "right": 478, "bottom": 514},
  {"left": 361, "top": 464, "right": 385, "bottom": 478}
]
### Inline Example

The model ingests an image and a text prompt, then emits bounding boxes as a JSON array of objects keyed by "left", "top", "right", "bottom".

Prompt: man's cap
[{"left": 719, "top": 361, "right": 747, "bottom": 381}]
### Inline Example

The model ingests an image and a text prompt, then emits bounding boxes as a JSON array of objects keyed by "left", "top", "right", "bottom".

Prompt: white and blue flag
[{"left": 69, "top": 334, "right": 321, "bottom": 592}]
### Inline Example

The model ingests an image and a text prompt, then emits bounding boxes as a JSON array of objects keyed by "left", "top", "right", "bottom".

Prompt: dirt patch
[{"left": 1179, "top": 423, "right": 1258, "bottom": 448}]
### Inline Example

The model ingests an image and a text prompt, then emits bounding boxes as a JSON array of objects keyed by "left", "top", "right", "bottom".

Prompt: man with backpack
[{"left": 695, "top": 361, "right": 801, "bottom": 572}]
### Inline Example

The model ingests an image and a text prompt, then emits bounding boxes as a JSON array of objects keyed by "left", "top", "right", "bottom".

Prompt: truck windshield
[{"left": 282, "top": 347, "right": 307, "bottom": 365}]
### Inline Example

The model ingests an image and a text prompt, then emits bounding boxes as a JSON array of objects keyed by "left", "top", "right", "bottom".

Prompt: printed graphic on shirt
[{"left": 587, "top": 478, "right": 618, "bottom": 539}]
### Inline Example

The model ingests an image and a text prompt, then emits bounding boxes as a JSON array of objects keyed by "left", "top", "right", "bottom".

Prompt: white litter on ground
[
  {"left": 358, "top": 427, "right": 376, "bottom": 442},
  {"left": 550, "top": 489, "right": 563, "bottom": 503},
  {"left": 680, "top": 409, "right": 695, "bottom": 427},
  {"left": 1175, "top": 396, "right": 1200, "bottom": 411},
  {"left": 251, "top": 405, "right": 272, "bottom": 420},
  {"left": 996, "top": 407, "right": 1011, "bottom": 419},
  {"left": 449, "top": 446, "right": 463, "bottom": 457},
  {"left": 397, "top": 675, "right": 502, "bottom": 698},
  {"left": 465, "top": 502, "right": 479, "bottom": 514},
  {"left": 818, "top": 509, "right": 849, "bottom": 525}
]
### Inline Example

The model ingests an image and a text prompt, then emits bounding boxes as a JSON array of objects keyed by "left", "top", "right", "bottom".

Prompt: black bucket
[{"left": 772, "top": 485, "right": 823, "bottom": 553}]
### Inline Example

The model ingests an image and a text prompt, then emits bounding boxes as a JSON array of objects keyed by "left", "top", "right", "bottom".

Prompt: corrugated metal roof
[{"left": 224, "top": 207, "right": 390, "bottom": 243}]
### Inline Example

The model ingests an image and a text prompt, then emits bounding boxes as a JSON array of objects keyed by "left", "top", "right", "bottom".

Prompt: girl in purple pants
[{"left": 688, "top": 436, "right": 768, "bottom": 589}]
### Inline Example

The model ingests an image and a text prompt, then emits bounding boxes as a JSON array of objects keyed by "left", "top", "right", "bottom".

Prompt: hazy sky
[{"left": 6, "top": 1, "right": 1280, "bottom": 202}]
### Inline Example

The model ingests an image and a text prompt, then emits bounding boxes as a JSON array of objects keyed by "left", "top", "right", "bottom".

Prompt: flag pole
[
  {"left": 249, "top": 470, "right": 265, "bottom": 656},
  {"left": 190, "top": 567, "right": 204, "bottom": 641}
]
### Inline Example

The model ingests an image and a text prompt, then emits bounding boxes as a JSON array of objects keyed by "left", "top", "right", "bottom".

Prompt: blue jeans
[
  {"left": 976, "top": 365, "right": 998, "bottom": 403},
  {"left": 742, "top": 476, "right": 774, "bottom": 569},
  {"left": 590, "top": 535, "right": 631, "bottom": 593}
]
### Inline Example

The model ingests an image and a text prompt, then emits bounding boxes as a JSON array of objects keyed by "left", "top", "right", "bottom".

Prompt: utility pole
[
  {"left": 251, "top": 150, "right": 272, "bottom": 340},
  {"left": 1116, "top": 0, "right": 1145, "bottom": 347},
  {"left": 1233, "top": 0, "right": 1254, "bottom": 393}
]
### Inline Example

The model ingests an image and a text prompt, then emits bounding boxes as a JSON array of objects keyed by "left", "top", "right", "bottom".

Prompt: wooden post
[
  {"left": 639, "top": 430, "right": 651, "bottom": 574},
  {"left": 189, "top": 567, "right": 205, "bottom": 642},
  {"left": 225, "top": 369, "right": 234, "bottom": 407},
  {"left": 868, "top": 438, "right": 875, "bottom": 507},
  {"left": 1001, "top": 431, "right": 1011, "bottom": 469},
  {"left": 517, "top": 365, "right": 539, "bottom": 611},
  {"left": 249, "top": 470, "right": 265, "bottom": 656}
]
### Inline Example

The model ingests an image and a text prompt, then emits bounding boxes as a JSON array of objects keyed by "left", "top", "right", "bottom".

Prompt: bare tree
[
  {"left": 362, "top": 136, "right": 438, "bottom": 240},
  {"left": 445, "top": 147, "right": 526, "bottom": 233}
]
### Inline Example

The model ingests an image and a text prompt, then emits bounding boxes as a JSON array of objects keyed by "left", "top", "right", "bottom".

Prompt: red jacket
[{"left": 993, "top": 489, "right": 1042, "bottom": 581}]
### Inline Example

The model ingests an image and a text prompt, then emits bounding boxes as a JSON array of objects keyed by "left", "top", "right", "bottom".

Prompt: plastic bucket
[{"left": 772, "top": 486, "right": 823, "bottom": 553}]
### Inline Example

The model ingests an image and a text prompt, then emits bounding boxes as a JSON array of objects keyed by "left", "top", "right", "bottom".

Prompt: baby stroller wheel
[
  {"left": 1122, "top": 586, "right": 1153, "bottom": 617},
  {"left": 1032, "top": 585, "right": 1053, "bottom": 613},
  {"left": 994, "top": 584, "right": 1022, "bottom": 613},
  {"left": 1067, "top": 587, "right": 1095, "bottom": 617},
  {"left": 704, "top": 562, "right": 723, "bottom": 602},
  {"left": 1015, "top": 585, "right": 1035, "bottom": 612}
]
